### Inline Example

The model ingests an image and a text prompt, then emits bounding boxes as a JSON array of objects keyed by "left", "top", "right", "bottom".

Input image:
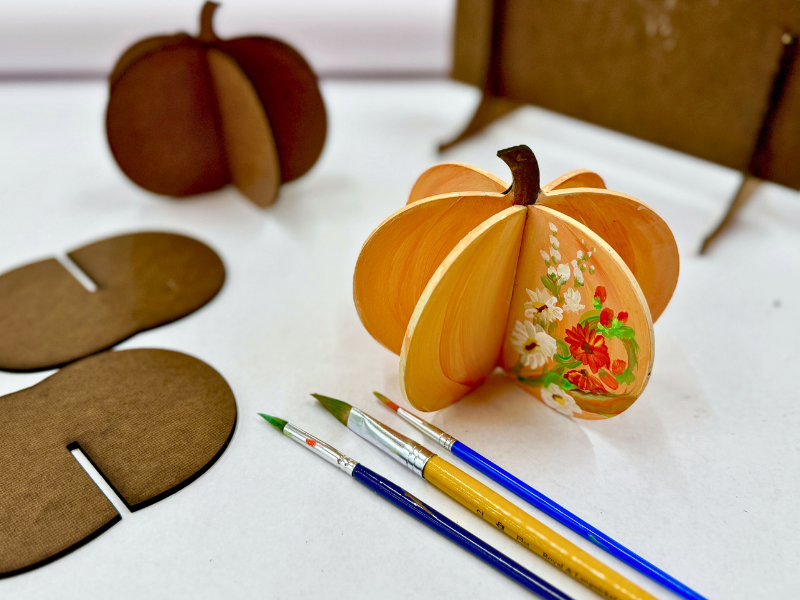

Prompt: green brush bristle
[
  {"left": 258, "top": 413, "right": 288, "bottom": 431},
  {"left": 311, "top": 394, "right": 352, "bottom": 426}
]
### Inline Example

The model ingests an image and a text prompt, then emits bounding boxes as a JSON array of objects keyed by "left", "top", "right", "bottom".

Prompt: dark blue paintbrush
[{"left": 259, "top": 413, "right": 572, "bottom": 600}]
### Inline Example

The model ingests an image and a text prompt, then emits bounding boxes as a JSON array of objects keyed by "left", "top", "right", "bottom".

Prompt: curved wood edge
[
  {"left": 399, "top": 205, "right": 527, "bottom": 412},
  {"left": 542, "top": 169, "right": 606, "bottom": 192},
  {"left": 538, "top": 186, "right": 679, "bottom": 323},
  {"left": 207, "top": 49, "right": 281, "bottom": 207},
  {"left": 408, "top": 163, "right": 507, "bottom": 204},
  {"left": 0, "top": 513, "right": 121, "bottom": 580},
  {"left": 109, "top": 35, "right": 192, "bottom": 86},
  {"left": 354, "top": 191, "right": 513, "bottom": 355}
]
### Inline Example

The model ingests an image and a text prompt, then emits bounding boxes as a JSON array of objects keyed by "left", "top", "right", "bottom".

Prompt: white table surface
[{"left": 0, "top": 79, "right": 797, "bottom": 600}]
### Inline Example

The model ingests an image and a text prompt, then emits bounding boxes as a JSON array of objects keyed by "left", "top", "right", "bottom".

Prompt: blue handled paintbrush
[
  {"left": 374, "top": 392, "right": 707, "bottom": 600},
  {"left": 258, "top": 413, "right": 573, "bottom": 600}
]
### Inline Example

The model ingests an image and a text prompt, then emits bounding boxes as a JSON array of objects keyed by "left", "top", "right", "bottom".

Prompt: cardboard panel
[
  {"left": 220, "top": 36, "right": 327, "bottom": 183},
  {"left": 451, "top": 0, "right": 800, "bottom": 187},
  {"left": 0, "top": 232, "right": 225, "bottom": 371},
  {"left": 105, "top": 2, "right": 327, "bottom": 204},
  {"left": 0, "top": 348, "right": 237, "bottom": 577},
  {"left": 207, "top": 49, "right": 281, "bottom": 207},
  {"left": 107, "top": 41, "right": 228, "bottom": 197}
]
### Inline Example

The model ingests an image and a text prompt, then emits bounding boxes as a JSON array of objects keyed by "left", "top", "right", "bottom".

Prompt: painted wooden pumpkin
[
  {"left": 354, "top": 145, "right": 679, "bottom": 419},
  {"left": 106, "top": 2, "right": 326, "bottom": 207}
]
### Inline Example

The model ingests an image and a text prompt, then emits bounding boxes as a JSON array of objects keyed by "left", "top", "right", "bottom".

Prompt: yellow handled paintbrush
[{"left": 313, "top": 394, "right": 656, "bottom": 600}]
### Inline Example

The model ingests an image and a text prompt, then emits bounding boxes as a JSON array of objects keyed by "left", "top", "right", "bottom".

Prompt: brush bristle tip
[
  {"left": 373, "top": 391, "right": 400, "bottom": 412},
  {"left": 312, "top": 393, "right": 352, "bottom": 426},
  {"left": 258, "top": 413, "right": 288, "bottom": 431}
]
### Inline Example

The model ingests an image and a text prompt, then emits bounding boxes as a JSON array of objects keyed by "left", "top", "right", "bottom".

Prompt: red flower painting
[
  {"left": 565, "top": 323, "right": 610, "bottom": 373},
  {"left": 598, "top": 370, "right": 619, "bottom": 390},
  {"left": 565, "top": 369, "right": 606, "bottom": 393},
  {"left": 509, "top": 227, "right": 645, "bottom": 415},
  {"left": 594, "top": 286, "right": 607, "bottom": 304},
  {"left": 611, "top": 359, "right": 627, "bottom": 375}
]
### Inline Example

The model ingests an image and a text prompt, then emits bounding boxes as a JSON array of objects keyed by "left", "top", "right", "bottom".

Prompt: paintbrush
[
  {"left": 258, "top": 413, "right": 573, "bottom": 600},
  {"left": 312, "top": 394, "right": 658, "bottom": 600},
  {"left": 374, "top": 392, "right": 706, "bottom": 600}
]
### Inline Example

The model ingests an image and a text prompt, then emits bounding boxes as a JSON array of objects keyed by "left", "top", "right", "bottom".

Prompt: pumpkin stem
[
  {"left": 198, "top": 1, "right": 220, "bottom": 42},
  {"left": 497, "top": 145, "right": 541, "bottom": 205}
]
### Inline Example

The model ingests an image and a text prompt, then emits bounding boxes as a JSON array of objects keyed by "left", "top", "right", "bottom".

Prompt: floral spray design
[{"left": 509, "top": 222, "right": 640, "bottom": 418}]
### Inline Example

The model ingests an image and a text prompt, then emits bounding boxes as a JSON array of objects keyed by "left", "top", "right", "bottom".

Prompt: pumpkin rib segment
[
  {"left": 400, "top": 205, "right": 527, "bottom": 412},
  {"left": 109, "top": 35, "right": 192, "bottom": 86},
  {"left": 354, "top": 192, "right": 513, "bottom": 355},
  {"left": 542, "top": 169, "right": 606, "bottom": 192},
  {"left": 106, "top": 45, "right": 229, "bottom": 197},
  {"left": 408, "top": 163, "right": 507, "bottom": 203},
  {"left": 219, "top": 37, "right": 327, "bottom": 183},
  {"left": 206, "top": 49, "right": 281, "bottom": 207},
  {"left": 500, "top": 205, "right": 654, "bottom": 418},
  {"left": 538, "top": 187, "right": 679, "bottom": 322}
]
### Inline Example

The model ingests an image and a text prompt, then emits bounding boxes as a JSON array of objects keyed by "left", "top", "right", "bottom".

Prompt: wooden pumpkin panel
[
  {"left": 538, "top": 188, "right": 679, "bottom": 322},
  {"left": 408, "top": 163, "right": 507, "bottom": 203},
  {"left": 207, "top": 49, "right": 281, "bottom": 207},
  {"left": 542, "top": 169, "right": 606, "bottom": 191},
  {"left": 106, "top": 43, "right": 228, "bottom": 197},
  {"left": 218, "top": 36, "right": 327, "bottom": 183},
  {"left": 109, "top": 34, "right": 192, "bottom": 85},
  {"left": 354, "top": 192, "right": 513, "bottom": 354},
  {"left": 400, "top": 206, "right": 527, "bottom": 411},
  {"left": 500, "top": 205, "right": 654, "bottom": 419}
]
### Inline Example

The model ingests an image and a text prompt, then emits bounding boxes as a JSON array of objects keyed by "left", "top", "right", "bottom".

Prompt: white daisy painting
[
  {"left": 523, "top": 288, "right": 563, "bottom": 325},
  {"left": 540, "top": 383, "right": 582, "bottom": 417},
  {"left": 510, "top": 320, "right": 557, "bottom": 370}
]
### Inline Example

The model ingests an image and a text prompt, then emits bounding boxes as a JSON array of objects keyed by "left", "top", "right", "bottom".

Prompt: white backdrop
[
  {"left": 0, "top": 78, "right": 797, "bottom": 599},
  {"left": 0, "top": 0, "right": 454, "bottom": 76}
]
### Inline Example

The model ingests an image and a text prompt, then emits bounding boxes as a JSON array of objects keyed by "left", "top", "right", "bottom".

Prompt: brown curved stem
[
  {"left": 198, "top": 2, "right": 220, "bottom": 42},
  {"left": 497, "top": 145, "right": 540, "bottom": 205}
]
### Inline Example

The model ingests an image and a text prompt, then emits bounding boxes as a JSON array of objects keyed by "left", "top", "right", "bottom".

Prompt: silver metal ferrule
[
  {"left": 283, "top": 422, "right": 357, "bottom": 476},
  {"left": 346, "top": 408, "right": 435, "bottom": 477},
  {"left": 395, "top": 406, "right": 457, "bottom": 452}
]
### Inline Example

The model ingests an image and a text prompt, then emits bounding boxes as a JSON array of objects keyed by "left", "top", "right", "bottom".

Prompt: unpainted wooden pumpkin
[
  {"left": 106, "top": 2, "right": 326, "bottom": 207},
  {"left": 354, "top": 145, "right": 679, "bottom": 419}
]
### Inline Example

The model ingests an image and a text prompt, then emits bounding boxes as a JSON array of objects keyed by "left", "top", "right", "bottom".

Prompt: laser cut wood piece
[
  {"left": 0, "top": 349, "right": 237, "bottom": 578},
  {"left": 448, "top": 0, "right": 800, "bottom": 188},
  {"left": 0, "top": 232, "right": 225, "bottom": 371},
  {"left": 446, "top": 1, "right": 800, "bottom": 249},
  {"left": 106, "top": 2, "right": 326, "bottom": 207},
  {"left": 354, "top": 146, "right": 678, "bottom": 418}
]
